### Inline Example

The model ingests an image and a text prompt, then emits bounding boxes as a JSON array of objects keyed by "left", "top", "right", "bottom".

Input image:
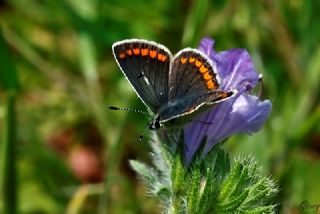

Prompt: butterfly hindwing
[
  {"left": 169, "top": 48, "right": 220, "bottom": 100},
  {"left": 112, "top": 39, "right": 172, "bottom": 113},
  {"left": 159, "top": 48, "right": 234, "bottom": 121}
]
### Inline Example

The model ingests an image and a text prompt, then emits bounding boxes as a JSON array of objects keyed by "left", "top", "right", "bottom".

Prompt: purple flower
[{"left": 184, "top": 37, "right": 272, "bottom": 164}]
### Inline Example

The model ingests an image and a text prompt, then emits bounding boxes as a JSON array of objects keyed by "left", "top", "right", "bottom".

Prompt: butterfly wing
[
  {"left": 112, "top": 39, "right": 172, "bottom": 113},
  {"left": 160, "top": 48, "right": 235, "bottom": 122}
]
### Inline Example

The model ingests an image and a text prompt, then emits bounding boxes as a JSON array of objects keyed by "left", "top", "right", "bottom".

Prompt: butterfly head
[{"left": 149, "top": 115, "right": 161, "bottom": 130}]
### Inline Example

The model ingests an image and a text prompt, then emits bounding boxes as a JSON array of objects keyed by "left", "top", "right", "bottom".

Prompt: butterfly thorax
[
  {"left": 148, "top": 101, "right": 194, "bottom": 131},
  {"left": 157, "top": 97, "right": 203, "bottom": 123}
]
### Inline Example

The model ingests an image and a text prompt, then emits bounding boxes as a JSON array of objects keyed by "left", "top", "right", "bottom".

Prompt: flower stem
[
  {"left": 0, "top": 30, "right": 20, "bottom": 214},
  {"left": 2, "top": 91, "right": 18, "bottom": 214}
]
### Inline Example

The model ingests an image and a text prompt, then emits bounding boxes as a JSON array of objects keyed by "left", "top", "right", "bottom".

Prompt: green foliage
[
  {"left": 0, "top": 30, "right": 19, "bottom": 92},
  {"left": 131, "top": 135, "right": 278, "bottom": 214},
  {"left": 0, "top": 30, "right": 19, "bottom": 214}
]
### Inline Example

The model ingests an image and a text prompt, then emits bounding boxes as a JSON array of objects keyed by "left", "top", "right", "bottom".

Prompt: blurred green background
[{"left": 0, "top": 0, "right": 320, "bottom": 213}]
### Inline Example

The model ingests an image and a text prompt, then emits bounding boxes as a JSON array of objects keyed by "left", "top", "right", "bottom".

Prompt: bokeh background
[{"left": 0, "top": 0, "right": 320, "bottom": 213}]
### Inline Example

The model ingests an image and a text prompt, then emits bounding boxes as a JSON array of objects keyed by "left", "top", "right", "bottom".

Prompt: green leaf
[
  {"left": 0, "top": 30, "right": 19, "bottom": 92},
  {"left": 186, "top": 168, "right": 201, "bottom": 213},
  {"left": 0, "top": 29, "right": 19, "bottom": 214},
  {"left": 171, "top": 152, "right": 186, "bottom": 195},
  {"left": 215, "top": 189, "right": 249, "bottom": 212},
  {"left": 218, "top": 161, "right": 243, "bottom": 201},
  {"left": 204, "top": 145, "right": 230, "bottom": 179},
  {"left": 129, "top": 160, "right": 159, "bottom": 190},
  {"left": 150, "top": 134, "right": 172, "bottom": 184},
  {"left": 241, "top": 205, "right": 277, "bottom": 214},
  {"left": 197, "top": 169, "right": 214, "bottom": 214}
]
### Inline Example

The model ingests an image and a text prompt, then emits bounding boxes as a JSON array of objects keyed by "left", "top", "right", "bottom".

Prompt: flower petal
[
  {"left": 201, "top": 95, "right": 272, "bottom": 156},
  {"left": 198, "top": 38, "right": 260, "bottom": 91},
  {"left": 212, "top": 49, "right": 260, "bottom": 91},
  {"left": 198, "top": 37, "right": 216, "bottom": 57},
  {"left": 184, "top": 93, "right": 237, "bottom": 163},
  {"left": 230, "top": 95, "right": 272, "bottom": 133}
]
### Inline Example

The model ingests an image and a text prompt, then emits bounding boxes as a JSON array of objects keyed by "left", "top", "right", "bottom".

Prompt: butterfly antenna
[{"left": 108, "top": 105, "right": 151, "bottom": 116}]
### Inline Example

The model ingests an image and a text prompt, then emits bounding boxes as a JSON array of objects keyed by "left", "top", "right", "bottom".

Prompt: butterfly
[{"left": 111, "top": 39, "right": 236, "bottom": 132}]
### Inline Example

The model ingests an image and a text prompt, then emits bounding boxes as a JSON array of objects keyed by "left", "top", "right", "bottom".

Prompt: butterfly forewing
[{"left": 112, "top": 39, "right": 172, "bottom": 113}]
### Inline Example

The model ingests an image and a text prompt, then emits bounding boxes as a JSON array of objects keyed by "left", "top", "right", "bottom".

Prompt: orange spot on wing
[
  {"left": 126, "top": 49, "right": 132, "bottom": 56},
  {"left": 203, "top": 72, "right": 212, "bottom": 80},
  {"left": 141, "top": 48, "right": 149, "bottom": 56},
  {"left": 133, "top": 48, "right": 140, "bottom": 55},
  {"left": 195, "top": 60, "right": 202, "bottom": 67},
  {"left": 180, "top": 57, "right": 187, "bottom": 64},
  {"left": 206, "top": 80, "right": 215, "bottom": 90},
  {"left": 119, "top": 52, "right": 126, "bottom": 59},
  {"left": 199, "top": 65, "right": 208, "bottom": 73},
  {"left": 189, "top": 57, "right": 196, "bottom": 63},
  {"left": 158, "top": 53, "right": 167, "bottom": 62},
  {"left": 149, "top": 50, "right": 157, "bottom": 58}
]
